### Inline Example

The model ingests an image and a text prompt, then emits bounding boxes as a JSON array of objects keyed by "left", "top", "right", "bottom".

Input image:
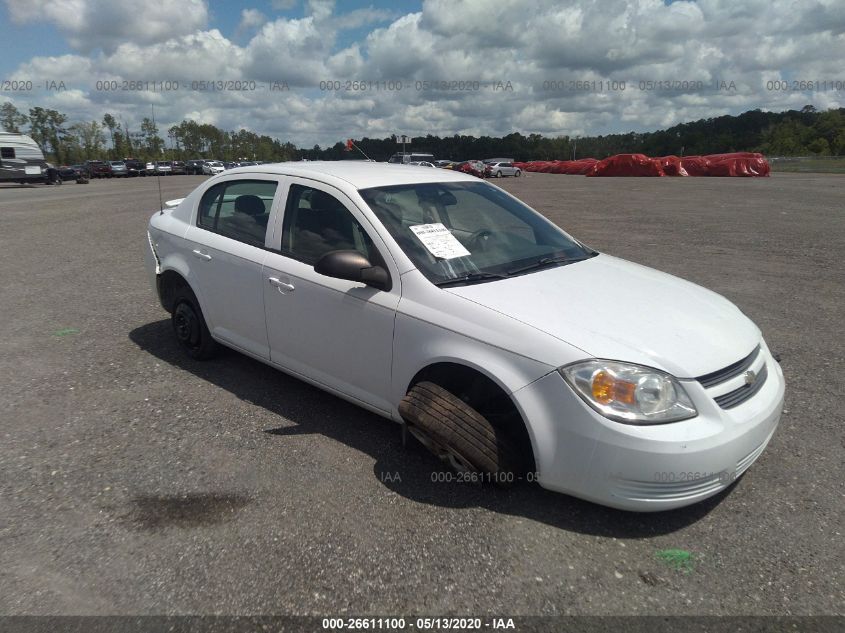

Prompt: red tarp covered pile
[
  {"left": 513, "top": 159, "right": 597, "bottom": 174},
  {"left": 587, "top": 154, "right": 665, "bottom": 177},
  {"left": 693, "top": 152, "right": 771, "bottom": 177},
  {"left": 513, "top": 152, "right": 769, "bottom": 177},
  {"left": 655, "top": 155, "right": 688, "bottom": 177}
]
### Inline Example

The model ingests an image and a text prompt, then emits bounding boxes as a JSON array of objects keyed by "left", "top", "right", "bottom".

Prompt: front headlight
[{"left": 560, "top": 360, "right": 697, "bottom": 424}]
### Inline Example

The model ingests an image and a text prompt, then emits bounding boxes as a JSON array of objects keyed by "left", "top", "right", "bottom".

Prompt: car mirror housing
[{"left": 314, "top": 250, "right": 391, "bottom": 291}]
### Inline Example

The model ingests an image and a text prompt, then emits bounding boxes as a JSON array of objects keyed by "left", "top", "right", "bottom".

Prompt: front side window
[
  {"left": 360, "top": 181, "right": 594, "bottom": 285},
  {"left": 280, "top": 184, "right": 376, "bottom": 265},
  {"left": 198, "top": 179, "right": 278, "bottom": 247}
]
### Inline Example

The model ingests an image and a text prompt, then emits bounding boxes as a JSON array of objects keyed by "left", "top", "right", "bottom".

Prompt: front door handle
[
  {"left": 268, "top": 277, "right": 295, "bottom": 292},
  {"left": 192, "top": 249, "right": 212, "bottom": 261}
]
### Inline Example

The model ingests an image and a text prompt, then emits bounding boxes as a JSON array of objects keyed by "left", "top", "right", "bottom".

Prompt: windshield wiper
[
  {"left": 434, "top": 272, "right": 510, "bottom": 287},
  {"left": 506, "top": 252, "right": 596, "bottom": 276}
]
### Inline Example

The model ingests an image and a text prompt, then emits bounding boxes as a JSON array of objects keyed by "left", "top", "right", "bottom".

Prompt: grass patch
[
  {"left": 770, "top": 158, "right": 845, "bottom": 173},
  {"left": 655, "top": 549, "right": 696, "bottom": 572}
]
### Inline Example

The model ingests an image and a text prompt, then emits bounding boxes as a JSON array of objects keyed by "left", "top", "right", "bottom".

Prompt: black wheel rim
[{"left": 173, "top": 303, "right": 201, "bottom": 350}]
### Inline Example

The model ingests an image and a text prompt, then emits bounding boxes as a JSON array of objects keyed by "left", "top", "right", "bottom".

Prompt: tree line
[
  {"left": 2, "top": 101, "right": 843, "bottom": 165},
  {"left": 0, "top": 103, "right": 298, "bottom": 165}
]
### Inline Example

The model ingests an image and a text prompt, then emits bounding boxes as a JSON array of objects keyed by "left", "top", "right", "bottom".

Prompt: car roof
[{"left": 220, "top": 160, "right": 477, "bottom": 189}]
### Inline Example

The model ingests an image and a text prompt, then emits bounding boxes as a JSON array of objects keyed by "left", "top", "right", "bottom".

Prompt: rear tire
[
  {"left": 399, "top": 381, "right": 517, "bottom": 481},
  {"left": 514, "top": 170, "right": 521, "bottom": 177},
  {"left": 171, "top": 287, "right": 217, "bottom": 360}
]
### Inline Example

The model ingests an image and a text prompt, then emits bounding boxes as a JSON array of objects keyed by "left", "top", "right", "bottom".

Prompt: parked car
[
  {"left": 202, "top": 160, "right": 225, "bottom": 175},
  {"left": 109, "top": 160, "right": 128, "bottom": 177},
  {"left": 223, "top": 161, "right": 241, "bottom": 170},
  {"left": 171, "top": 161, "right": 187, "bottom": 175},
  {"left": 485, "top": 161, "right": 522, "bottom": 178},
  {"left": 145, "top": 161, "right": 156, "bottom": 176},
  {"left": 85, "top": 160, "right": 112, "bottom": 178},
  {"left": 154, "top": 161, "right": 173, "bottom": 175},
  {"left": 125, "top": 159, "right": 147, "bottom": 177},
  {"left": 144, "top": 162, "right": 784, "bottom": 512},
  {"left": 186, "top": 159, "right": 206, "bottom": 175},
  {"left": 58, "top": 165, "right": 82, "bottom": 179},
  {"left": 449, "top": 160, "right": 485, "bottom": 178},
  {"left": 409, "top": 161, "right": 435, "bottom": 168},
  {"left": 388, "top": 152, "right": 435, "bottom": 164}
]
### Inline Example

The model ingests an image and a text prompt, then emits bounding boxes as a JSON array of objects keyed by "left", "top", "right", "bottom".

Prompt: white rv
[{"left": 0, "top": 133, "right": 49, "bottom": 183}]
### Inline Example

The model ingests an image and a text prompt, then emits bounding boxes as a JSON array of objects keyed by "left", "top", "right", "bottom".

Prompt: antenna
[{"left": 151, "top": 104, "right": 164, "bottom": 213}]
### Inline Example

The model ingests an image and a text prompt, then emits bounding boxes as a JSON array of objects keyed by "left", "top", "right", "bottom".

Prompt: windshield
[{"left": 360, "top": 181, "right": 594, "bottom": 285}]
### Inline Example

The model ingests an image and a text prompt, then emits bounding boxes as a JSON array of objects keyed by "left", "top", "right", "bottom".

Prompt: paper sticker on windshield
[{"left": 409, "top": 223, "right": 471, "bottom": 260}]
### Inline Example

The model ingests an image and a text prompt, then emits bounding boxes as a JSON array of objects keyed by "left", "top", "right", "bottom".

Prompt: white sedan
[
  {"left": 144, "top": 162, "right": 784, "bottom": 511},
  {"left": 202, "top": 160, "right": 225, "bottom": 175}
]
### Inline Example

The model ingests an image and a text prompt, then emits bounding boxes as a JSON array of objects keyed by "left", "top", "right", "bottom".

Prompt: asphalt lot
[{"left": 0, "top": 172, "right": 842, "bottom": 617}]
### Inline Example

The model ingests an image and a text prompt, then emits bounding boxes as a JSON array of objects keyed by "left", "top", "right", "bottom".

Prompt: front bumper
[{"left": 514, "top": 342, "right": 785, "bottom": 511}]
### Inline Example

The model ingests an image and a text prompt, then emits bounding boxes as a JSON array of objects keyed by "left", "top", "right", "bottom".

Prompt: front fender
[{"left": 390, "top": 311, "right": 555, "bottom": 413}]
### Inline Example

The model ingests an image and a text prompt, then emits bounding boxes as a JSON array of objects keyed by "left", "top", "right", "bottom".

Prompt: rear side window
[
  {"left": 198, "top": 179, "right": 278, "bottom": 247},
  {"left": 1, "top": 147, "right": 14, "bottom": 159}
]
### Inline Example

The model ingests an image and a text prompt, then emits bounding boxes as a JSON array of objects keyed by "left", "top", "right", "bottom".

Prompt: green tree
[
  {"left": 71, "top": 120, "right": 106, "bottom": 160},
  {"left": 0, "top": 102, "right": 29, "bottom": 132},
  {"left": 28, "top": 107, "right": 70, "bottom": 163},
  {"left": 807, "top": 137, "right": 831, "bottom": 155},
  {"left": 140, "top": 117, "right": 164, "bottom": 157},
  {"left": 103, "top": 113, "right": 117, "bottom": 158}
]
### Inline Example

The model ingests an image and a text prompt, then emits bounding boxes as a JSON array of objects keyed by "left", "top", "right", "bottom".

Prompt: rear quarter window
[{"left": 198, "top": 179, "right": 278, "bottom": 247}]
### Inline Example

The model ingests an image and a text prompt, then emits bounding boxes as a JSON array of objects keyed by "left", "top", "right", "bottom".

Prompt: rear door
[{"left": 184, "top": 176, "right": 282, "bottom": 359}]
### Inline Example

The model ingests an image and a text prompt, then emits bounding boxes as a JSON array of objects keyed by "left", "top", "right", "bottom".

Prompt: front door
[{"left": 262, "top": 181, "right": 400, "bottom": 412}]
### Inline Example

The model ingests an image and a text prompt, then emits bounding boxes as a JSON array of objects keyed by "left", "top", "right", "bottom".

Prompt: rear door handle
[
  {"left": 192, "top": 249, "right": 212, "bottom": 261},
  {"left": 268, "top": 277, "right": 295, "bottom": 292}
]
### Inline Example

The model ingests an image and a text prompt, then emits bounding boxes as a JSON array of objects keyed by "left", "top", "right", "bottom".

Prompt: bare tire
[
  {"left": 171, "top": 287, "right": 217, "bottom": 360},
  {"left": 399, "top": 381, "right": 517, "bottom": 478}
]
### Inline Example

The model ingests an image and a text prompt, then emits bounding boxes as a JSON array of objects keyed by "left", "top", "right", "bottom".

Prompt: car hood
[{"left": 445, "top": 254, "right": 760, "bottom": 378}]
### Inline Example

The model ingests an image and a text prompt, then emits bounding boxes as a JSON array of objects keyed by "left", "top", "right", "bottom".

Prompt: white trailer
[{"left": 0, "top": 132, "right": 49, "bottom": 183}]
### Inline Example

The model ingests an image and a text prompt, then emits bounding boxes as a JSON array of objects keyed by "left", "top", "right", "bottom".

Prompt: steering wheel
[{"left": 467, "top": 228, "right": 495, "bottom": 253}]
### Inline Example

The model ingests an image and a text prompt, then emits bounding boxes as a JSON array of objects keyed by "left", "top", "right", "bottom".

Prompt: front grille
[
  {"left": 713, "top": 364, "right": 768, "bottom": 409},
  {"left": 696, "top": 345, "right": 760, "bottom": 388}
]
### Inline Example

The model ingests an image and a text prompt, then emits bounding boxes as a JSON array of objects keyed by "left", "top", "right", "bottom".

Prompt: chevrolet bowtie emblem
[{"left": 744, "top": 370, "right": 757, "bottom": 386}]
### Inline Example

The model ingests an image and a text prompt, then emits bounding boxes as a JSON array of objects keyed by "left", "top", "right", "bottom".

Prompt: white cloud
[
  {"left": 4, "top": 0, "right": 209, "bottom": 53},
  {"left": 237, "top": 8, "right": 267, "bottom": 34},
  {"left": 1, "top": 0, "right": 843, "bottom": 146},
  {"left": 242, "top": 17, "right": 329, "bottom": 85},
  {"left": 101, "top": 30, "right": 243, "bottom": 81}
]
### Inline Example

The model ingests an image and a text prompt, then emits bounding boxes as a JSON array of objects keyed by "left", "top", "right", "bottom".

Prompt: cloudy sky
[{"left": 1, "top": 0, "right": 843, "bottom": 146}]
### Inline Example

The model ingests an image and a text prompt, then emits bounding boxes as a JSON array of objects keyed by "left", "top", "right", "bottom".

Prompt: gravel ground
[{"left": 0, "top": 172, "right": 842, "bottom": 617}]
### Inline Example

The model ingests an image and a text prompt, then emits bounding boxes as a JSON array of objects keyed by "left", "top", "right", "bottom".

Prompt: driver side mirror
[{"left": 314, "top": 250, "right": 391, "bottom": 291}]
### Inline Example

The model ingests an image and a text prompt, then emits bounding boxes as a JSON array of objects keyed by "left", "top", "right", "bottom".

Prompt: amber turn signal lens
[
  {"left": 592, "top": 370, "right": 636, "bottom": 405},
  {"left": 592, "top": 370, "right": 614, "bottom": 403}
]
